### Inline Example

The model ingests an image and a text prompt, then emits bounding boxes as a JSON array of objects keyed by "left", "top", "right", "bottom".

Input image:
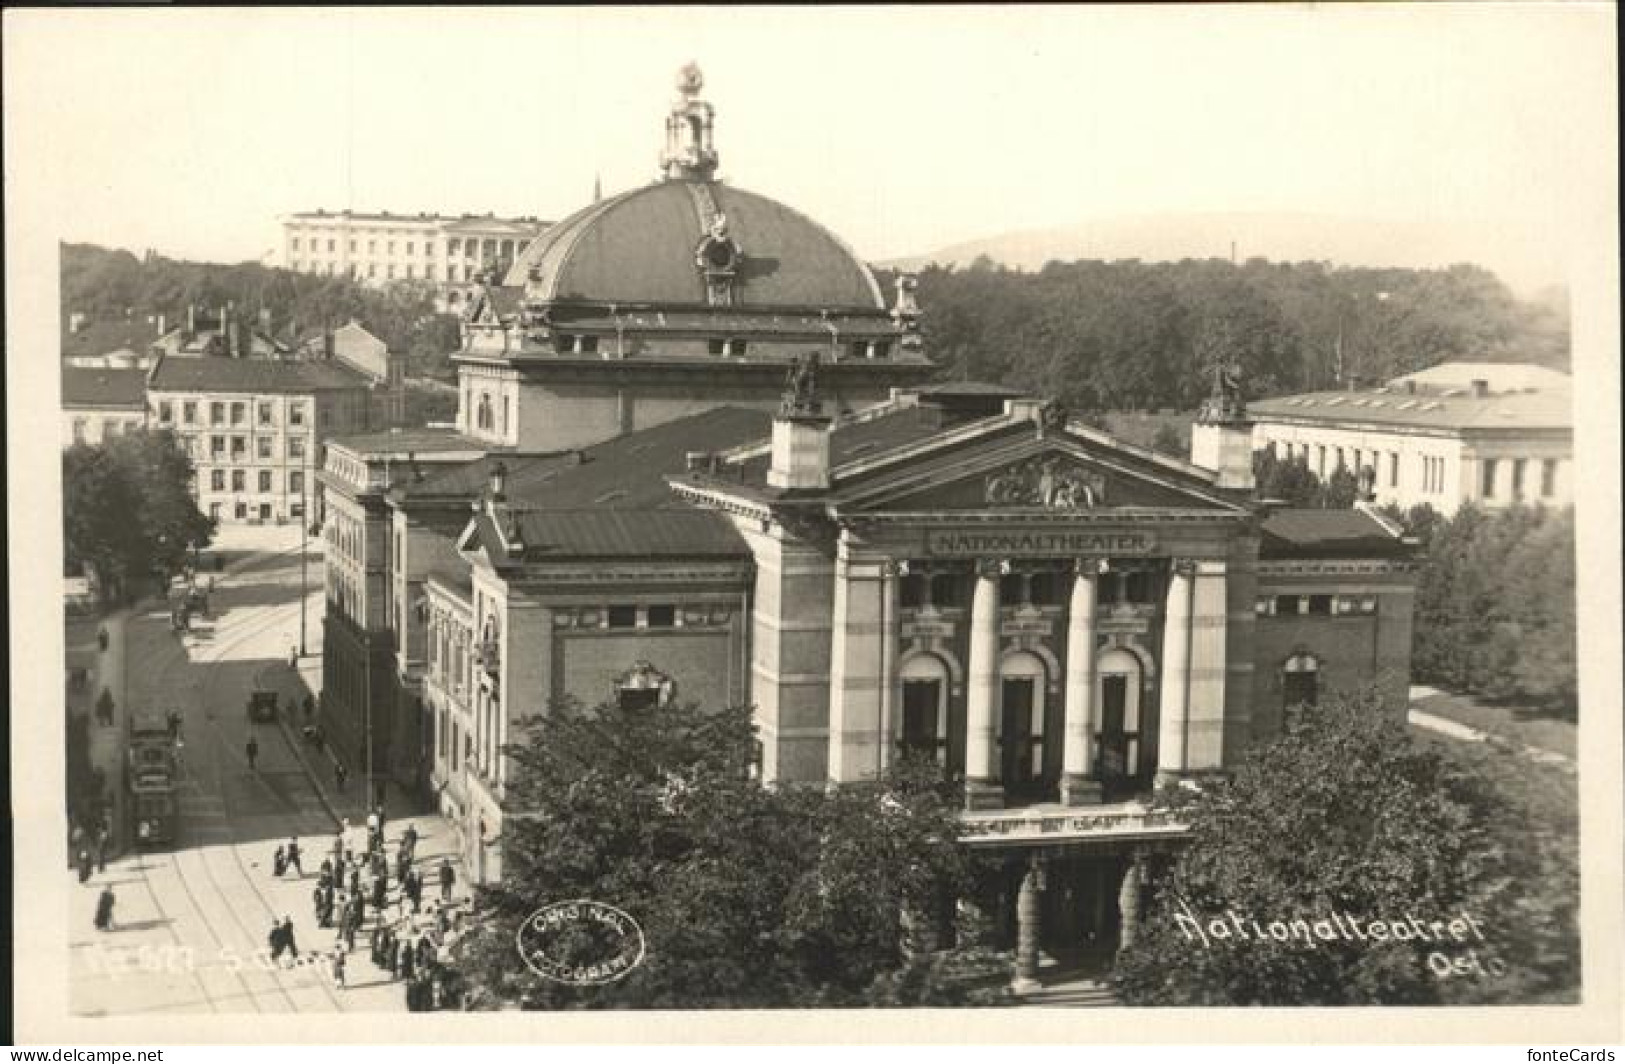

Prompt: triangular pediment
[{"left": 834, "top": 431, "right": 1245, "bottom": 515}]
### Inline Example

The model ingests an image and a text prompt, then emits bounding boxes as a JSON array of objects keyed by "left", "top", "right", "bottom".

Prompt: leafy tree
[
  {"left": 448, "top": 698, "right": 1004, "bottom": 1008},
  {"left": 63, "top": 430, "right": 214, "bottom": 605},
  {"left": 1112, "top": 685, "right": 1578, "bottom": 1005}
]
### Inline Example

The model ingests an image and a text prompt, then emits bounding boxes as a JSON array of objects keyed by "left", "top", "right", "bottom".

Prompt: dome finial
[{"left": 661, "top": 62, "right": 719, "bottom": 182}]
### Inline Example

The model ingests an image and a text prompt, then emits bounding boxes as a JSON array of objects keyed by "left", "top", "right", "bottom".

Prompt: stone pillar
[
  {"left": 1185, "top": 559, "right": 1229, "bottom": 772},
  {"left": 965, "top": 560, "right": 1003, "bottom": 809},
  {"left": 1156, "top": 560, "right": 1195, "bottom": 784},
  {"left": 877, "top": 561, "right": 899, "bottom": 773},
  {"left": 827, "top": 544, "right": 889, "bottom": 783},
  {"left": 1116, "top": 854, "right": 1144, "bottom": 955},
  {"left": 1012, "top": 857, "right": 1042, "bottom": 993},
  {"left": 1061, "top": 563, "right": 1102, "bottom": 805}
]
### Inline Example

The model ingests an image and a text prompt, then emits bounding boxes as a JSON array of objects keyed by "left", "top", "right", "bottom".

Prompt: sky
[{"left": 3, "top": 5, "right": 1616, "bottom": 289}]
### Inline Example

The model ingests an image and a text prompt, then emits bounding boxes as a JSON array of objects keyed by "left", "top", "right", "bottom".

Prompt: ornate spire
[{"left": 660, "top": 62, "right": 719, "bottom": 181}]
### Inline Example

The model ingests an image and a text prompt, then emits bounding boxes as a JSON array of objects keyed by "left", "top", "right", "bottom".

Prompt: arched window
[
  {"left": 898, "top": 654, "right": 950, "bottom": 767},
  {"left": 1283, "top": 652, "right": 1320, "bottom": 711},
  {"left": 477, "top": 393, "right": 493, "bottom": 430},
  {"left": 998, "top": 651, "right": 1049, "bottom": 797},
  {"left": 1095, "top": 647, "right": 1145, "bottom": 789}
]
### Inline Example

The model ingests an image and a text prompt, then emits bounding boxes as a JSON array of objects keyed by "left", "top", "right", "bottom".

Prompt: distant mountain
[{"left": 878, "top": 212, "right": 1564, "bottom": 296}]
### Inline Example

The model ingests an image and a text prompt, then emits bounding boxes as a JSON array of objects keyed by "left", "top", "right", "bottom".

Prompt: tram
[{"left": 126, "top": 712, "right": 178, "bottom": 846}]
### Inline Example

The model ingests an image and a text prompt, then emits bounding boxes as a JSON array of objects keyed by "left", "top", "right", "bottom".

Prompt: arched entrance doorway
[
  {"left": 1096, "top": 647, "right": 1144, "bottom": 799},
  {"left": 998, "top": 651, "right": 1049, "bottom": 801},
  {"left": 1283, "top": 651, "right": 1320, "bottom": 713}
]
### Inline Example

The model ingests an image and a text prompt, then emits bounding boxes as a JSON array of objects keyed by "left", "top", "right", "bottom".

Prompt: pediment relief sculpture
[{"left": 985, "top": 455, "right": 1107, "bottom": 510}]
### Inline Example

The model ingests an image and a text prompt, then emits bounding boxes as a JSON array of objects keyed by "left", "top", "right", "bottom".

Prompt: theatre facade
[{"left": 326, "top": 64, "right": 1416, "bottom": 985}]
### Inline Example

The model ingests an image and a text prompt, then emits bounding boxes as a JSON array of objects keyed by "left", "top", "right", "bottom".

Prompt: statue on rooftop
[{"left": 780, "top": 351, "right": 822, "bottom": 418}]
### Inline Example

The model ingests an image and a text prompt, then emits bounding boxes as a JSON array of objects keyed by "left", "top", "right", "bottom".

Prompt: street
[{"left": 68, "top": 528, "right": 468, "bottom": 1015}]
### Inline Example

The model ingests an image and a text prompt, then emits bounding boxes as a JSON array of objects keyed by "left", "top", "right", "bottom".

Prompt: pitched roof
[
  {"left": 327, "top": 426, "right": 486, "bottom": 456},
  {"left": 1249, "top": 386, "right": 1571, "bottom": 432},
  {"left": 61, "top": 315, "right": 163, "bottom": 360},
  {"left": 148, "top": 355, "right": 370, "bottom": 395},
  {"left": 505, "top": 406, "right": 773, "bottom": 510},
  {"left": 1258, "top": 508, "right": 1411, "bottom": 560},
  {"left": 62, "top": 367, "right": 147, "bottom": 408},
  {"left": 507, "top": 509, "right": 747, "bottom": 559},
  {"left": 391, "top": 452, "right": 578, "bottom": 505}
]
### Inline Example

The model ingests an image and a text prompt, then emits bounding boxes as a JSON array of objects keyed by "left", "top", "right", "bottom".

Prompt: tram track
[{"left": 130, "top": 549, "right": 343, "bottom": 1012}]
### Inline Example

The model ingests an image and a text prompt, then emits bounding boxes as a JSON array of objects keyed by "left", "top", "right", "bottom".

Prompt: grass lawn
[{"left": 1410, "top": 687, "right": 1577, "bottom": 759}]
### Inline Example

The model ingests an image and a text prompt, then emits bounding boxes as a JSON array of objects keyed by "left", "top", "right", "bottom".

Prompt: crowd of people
[{"left": 282, "top": 807, "right": 469, "bottom": 1009}]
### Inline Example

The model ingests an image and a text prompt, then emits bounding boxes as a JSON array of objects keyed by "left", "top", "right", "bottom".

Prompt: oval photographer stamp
[{"left": 516, "top": 899, "right": 646, "bottom": 986}]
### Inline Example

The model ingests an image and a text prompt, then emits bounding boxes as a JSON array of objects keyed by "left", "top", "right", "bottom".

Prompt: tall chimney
[{"left": 187, "top": 304, "right": 197, "bottom": 334}]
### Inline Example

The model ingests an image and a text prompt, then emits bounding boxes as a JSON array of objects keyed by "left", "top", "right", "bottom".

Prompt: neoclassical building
[{"left": 320, "top": 65, "right": 1417, "bottom": 986}]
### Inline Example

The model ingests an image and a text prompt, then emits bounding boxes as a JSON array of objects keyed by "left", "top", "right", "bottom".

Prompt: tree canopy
[
  {"left": 1111, "top": 685, "right": 1579, "bottom": 1005},
  {"left": 448, "top": 698, "right": 1009, "bottom": 1008},
  {"left": 64, "top": 429, "right": 214, "bottom": 603},
  {"left": 876, "top": 258, "right": 1568, "bottom": 411}
]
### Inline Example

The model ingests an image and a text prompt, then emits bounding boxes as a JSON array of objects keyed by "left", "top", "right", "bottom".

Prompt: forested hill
[
  {"left": 874, "top": 258, "right": 1569, "bottom": 412},
  {"left": 60, "top": 242, "right": 460, "bottom": 371}
]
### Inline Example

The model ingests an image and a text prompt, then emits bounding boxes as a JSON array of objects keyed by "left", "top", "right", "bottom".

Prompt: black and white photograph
[{"left": 6, "top": 3, "right": 1620, "bottom": 1047}]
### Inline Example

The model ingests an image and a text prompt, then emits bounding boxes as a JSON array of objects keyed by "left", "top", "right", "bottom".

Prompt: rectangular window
[
  {"left": 1274, "top": 595, "right": 1301, "bottom": 616},
  {"left": 426, "top": 264, "right": 435, "bottom": 281},
  {"left": 708, "top": 338, "right": 726, "bottom": 356},
  {"left": 231, "top": 470, "right": 246, "bottom": 492},
  {"left": 900, "top": 573, "right": 927, "bottom": 608},
  {"left": 231, "top": 436, "right": 246, "bottom": 458},
  {"left": 258, "top": 401, "right": 273, "bottom": 425},
  {"left": 183, "top": 401, "right": 197, "bottom": 425},
  {"left": 327, "top": 239, "right": 335, "bottom": 253},
  {"left": 448, "top": 238, "right": 460, "bottom": 257},
  {"left": 289, "top": 437, "right": 306, "bottom": 459},
  {"left": 387, "top": 265, "right": 396, "bottom": 279},
  {"left": 406, "top": 265, "right": 415, "bottom": 280},
  {"left": 1389, "top": 451, "right": 1399, "bottom": 488},
  {"left": 930, "top": 573, "right": 963, "bottom": 608},
  {"left": 1481, "top": 459, "right": 1497, "bottom": 498},
  {"left": 258, "top": 471, "right": 272, "bottom": 492},
  {"left": 289, "top": 402, "right": 305, "bottom": 426},
  {"left": 158, "top": 401, "right": 173, "bottom": 423},
  {"left": 211, "top": 402, "right": 225, "bottom": 426},
  {"left": 211, "top": 436, "right": 225, "bottom": 458},
  {"left": 1541, "top": 459, "right": 1558, "bottom": 497},
  {"left": 1511, "top": 459, "right": 1527, "bottom": 499},
  {"left": 406, "top": 241, "right": 414, "bottom": 255},
  {"left": 292, "top": 237, "right": 300, "bottom": 251},
  {"left": 1307, "top": 594, "right": 1333, "bottom": 615},
  {"left": 349, "top": 240, "right": 357, "bottom": 253},
  {"left": 211, "top": 469, "right": 225, "bottom": 491},
  {"left": 388, "top": 241, "right": 396, "bottom": 255},
  {"left": 647, "top": 605, "right": 676, "bottom": 628},
  {"left": 258, "top": 436, "right": 273, "bottom": 458},
  {"left": 71, "top": 419, "right": 87, "bottom": 443},
  {"left": 607, "top": 606, "right": 638, "bottom": 629},
  {"left": 290, "top": 471, "right": 304, "bottom": 494},
  {"left": 1317, "top": 445, "right": 1327, "bottom": 477},
  {"left": 230, "top": 402, "right": 244, "bottom": 426},
  {"left": 368, "top": 240, "right": 376, "bottom": 254}
]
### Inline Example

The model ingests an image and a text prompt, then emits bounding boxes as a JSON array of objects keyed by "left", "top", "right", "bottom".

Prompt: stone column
[
  {"left": 1061, "top": 563, "right": 1102, "bottom": 805},
  {"left": 1185, "top": 559, "right": 1229, "bottom": 772},
  {"left": 1116, "top": 853, "right": 1144, "bottom": 954},
  {"left": 827, "top": 546, "right": 889, "bottom": 783},
  {"left": 1156, "top": 560, "right": 1195, "bottom": 783},
  {"left": 964, "top": 560, "right": 1003, "bottom": 809},
  {"left": 1012, "top": 857, "right": 1042, "bottom": 993},
  {"left": 877, "top": 561, "right": 899, "bottom": 773}
]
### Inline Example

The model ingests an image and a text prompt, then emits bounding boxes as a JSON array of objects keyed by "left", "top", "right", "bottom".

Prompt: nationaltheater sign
[{"left": 924, "top": 529, "right": 1156, "bottom": 558}]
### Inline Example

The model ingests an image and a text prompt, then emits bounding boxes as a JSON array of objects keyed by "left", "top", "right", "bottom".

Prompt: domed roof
[{"left": 505, "top": 179, "right": 885, "bottom": 311}]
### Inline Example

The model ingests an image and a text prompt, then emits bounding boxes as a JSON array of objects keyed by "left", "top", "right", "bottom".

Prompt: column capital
[
  {"left": 1169, "top": 557, "right": 1197, "bottom": 577},
  {"left": 973, "top": 557, "right": 1009, "bottom": 579},
  {"left": 1073, "top": 557, "right": 1108, "bottom": 577}
]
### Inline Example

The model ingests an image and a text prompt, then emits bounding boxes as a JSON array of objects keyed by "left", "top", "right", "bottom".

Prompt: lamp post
[{"left": 299, "top": 468, "right": 308, "bottom": 657}]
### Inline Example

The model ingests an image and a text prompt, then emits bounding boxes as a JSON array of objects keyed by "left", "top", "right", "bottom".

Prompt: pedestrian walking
[
  {"left": 289, "top": 645, "right": 298, "bottom": 669},
  {"left": 312, "top": 884, "right": 325, "bottom": 924},
  {"left": 94, "top": 824, "right": 109, "bottom": 873},
  {"left": 372, "top": 874, "right": 387, "bottom": 913},
  {"left": 286, "top": 837, "right": 303, "bottom": 876},
  {"left": 303, "top": 694, "right": 314, "bottom": 722},
  {"left": 334, "top": 761, "right": 348, "bottom": 792},
  {"left": 246, "top": 736, "right": 259, "bottom": 771},
  {"left": 366, "top": 808, "right": 381, "bottom": 851},
  {"left": 319, "top": 857, "right": 334, "bottom": 887},
  {"left": 273, "top": 844, "right": 287, "bottom": 877},
  {"left": 402, "top": 823, "right": 419, "bottom": 857},
  {"left": 77, "top": 848, "right": 93, "bottom": 884},
  {"left": 94, "top": 885, "right": 115, "bottom": 931},
  {"left": 282, "top": 917, "right": 299, "bottom": 963},
  {"left": 268, "top": 921, "right": 287, "bottom": 964},
  {"left": 438, "top": 858, "right": 455, "bottom": 902},
  {"left": 401, "top": 939, "right": 416, "bottom": 982},
  {"left": 331, "top": 948, "right": 346, "bottom": 989}
]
